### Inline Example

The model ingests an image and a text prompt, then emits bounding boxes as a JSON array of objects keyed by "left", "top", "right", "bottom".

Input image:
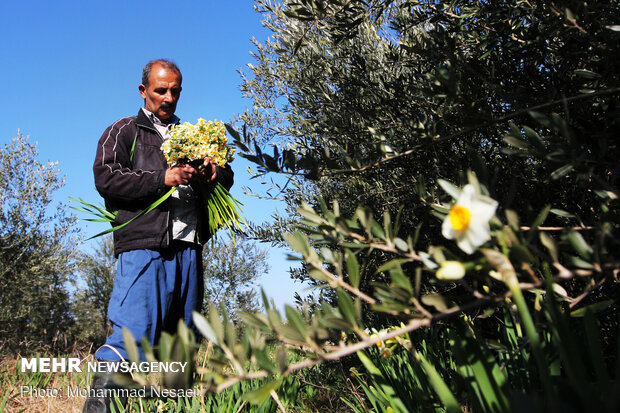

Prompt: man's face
[{"left": 139, "top": 64, "right": 182, "bottom": 121}]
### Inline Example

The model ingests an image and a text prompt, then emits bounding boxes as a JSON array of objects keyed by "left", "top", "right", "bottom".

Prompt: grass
[
  {"left": 1, "top": 351, "right": 92, "bottom": 413},
  {"left": 0, "top": 347, "right": 354, "bottom": 413}
]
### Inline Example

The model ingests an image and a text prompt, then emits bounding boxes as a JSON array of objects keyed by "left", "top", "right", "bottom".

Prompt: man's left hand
[{"left": 196, "top": 158, "right": 218, "bottom": 183}]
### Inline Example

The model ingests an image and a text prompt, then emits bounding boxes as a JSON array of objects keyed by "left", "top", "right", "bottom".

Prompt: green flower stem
[
  {"left": 88, "top": 186, "right": 178, "bottom": 239},
  {"left": 508, "top": 282, "right": 555, "bottom": 400},
  {"left": 73, "top": 178, "right": 246, "bottom": 241},
  {"left": 203, "top": 182, "right": 246, "bottom": 239}
]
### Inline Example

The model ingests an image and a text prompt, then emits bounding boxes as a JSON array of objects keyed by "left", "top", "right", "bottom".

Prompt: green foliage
[
  {"left": 345, "top": 293, "right": 620, "bottom": 412},
  {"left": 0, "top": 133, "right": 79, "bottom": 354},
  {"left": 115, "top": 324, "right": 312, "bottom": 412},
  {"left": 238, "top": 0, "right": 619, "bottom": 302}
]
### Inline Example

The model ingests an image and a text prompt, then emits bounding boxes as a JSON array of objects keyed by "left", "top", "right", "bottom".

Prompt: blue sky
[{"left": 0, "top": 0, "right": 304, "bottom": 310}]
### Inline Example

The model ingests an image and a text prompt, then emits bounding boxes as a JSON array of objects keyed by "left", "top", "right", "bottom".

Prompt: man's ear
[{"left": 138, "top": 84, "right": 147, "bottom": 99}]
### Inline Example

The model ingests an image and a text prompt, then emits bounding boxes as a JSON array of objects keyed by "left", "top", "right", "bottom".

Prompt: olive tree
[{"left": 0, "top": 134, "right": 79, "bottom": 354}]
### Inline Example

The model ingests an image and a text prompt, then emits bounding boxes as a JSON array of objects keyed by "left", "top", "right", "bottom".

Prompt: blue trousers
[{"left": 96, "top": 243, "right": 203, "bottom": 361}]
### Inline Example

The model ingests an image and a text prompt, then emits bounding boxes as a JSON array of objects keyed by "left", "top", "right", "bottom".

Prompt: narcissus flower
[
  {"left": 442, "top": 184, "right": 498, "bottom": 254},
  {"left": 163, "top": 119, "right": 234, "bottom": 167},
  {"left": 436, "top": 260, "right": 466, "bottom": 280}
]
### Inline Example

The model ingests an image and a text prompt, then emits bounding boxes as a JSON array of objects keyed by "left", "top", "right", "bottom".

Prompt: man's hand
[
  {"left": 164, "top": 158, "right": 218, "bottom": 187},
  {"left": 165, "top": 164, "right": 198, "bottom": 186},
  {"left": 195, "top": 158, "right": 218, "bottom": 183}
]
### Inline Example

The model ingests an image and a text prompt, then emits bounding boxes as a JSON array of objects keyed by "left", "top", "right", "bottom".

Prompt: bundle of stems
[
  {"left": 203, "top": 181, "right": 246, "bottom": 240},
  {"left": 72, "top": 181, "right": 244, "bottom": 240},
  {"left": 70, "top": 186, "right": 177, "bottom": 239}
]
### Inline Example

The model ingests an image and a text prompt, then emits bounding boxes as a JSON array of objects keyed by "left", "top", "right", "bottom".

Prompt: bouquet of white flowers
[{"left": 162, "top": 119, "right": 244, "bottom": 238}]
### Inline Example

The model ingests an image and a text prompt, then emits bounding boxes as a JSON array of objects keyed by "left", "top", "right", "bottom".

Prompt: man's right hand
[{"left": 165, "top": 164, "right": 198, "bottom": 186}]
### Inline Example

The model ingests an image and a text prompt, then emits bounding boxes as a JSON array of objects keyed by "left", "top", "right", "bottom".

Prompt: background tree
[
  {"left": 73, "top": 235, "right": 116, "bottom": 345},
  {"left": 202, "top": 236, "right": 270, "bottom": 325},
  {"left": 239, "top": 0, "right": 619, "bottom": 316},
  {"left": 0, "top": 133, "right": 79, "bottom": 354}
]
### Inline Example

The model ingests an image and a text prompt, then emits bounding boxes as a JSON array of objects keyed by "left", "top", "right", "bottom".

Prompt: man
[{"left": 83, "top": 59, "right": 233, "bottom": 412}]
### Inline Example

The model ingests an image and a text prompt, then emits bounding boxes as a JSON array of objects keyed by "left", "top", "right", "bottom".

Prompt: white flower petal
[
  {"left": 438, "top": 179, "right": 462, "bottom": 200},
  {"left": 456, "top": 236, "right": 476, "bottom": 254},
  {"left": 462, "top": 220, "right": 491, "bottom": 249},
  {"left": 471, "top": 198, "right": 498, "bottom": 221},
  {"left": 455, "top": 184, "right": 476, "bottom": 206},
  {"left": 442, "top": 215, "right": 458, "bottom": 239}
]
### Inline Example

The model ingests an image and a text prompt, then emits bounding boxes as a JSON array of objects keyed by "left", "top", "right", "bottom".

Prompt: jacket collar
[{"left": 136, "top": 108, "right": 157, "bottom": 131}]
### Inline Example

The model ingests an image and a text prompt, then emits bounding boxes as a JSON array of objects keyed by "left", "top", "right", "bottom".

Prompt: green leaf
[
  {"left": 574, "top": 69, "right": 600, "bottom": 79},
  {"left": 208, "top": 302, "right": 224, "bottom": 344},
  {"left": 253, "top": 348, "right": 277, "bottom": 374},
  {"left": 539, "top": 232, "right": 559, "bottom": 262},
  {"left": 224, "top": 123, "right": 240, "bottom": 141},
  {"left": 449, "top": 325, "right": 510, "bottom": 412},
  {"left": 87, "top": 186, "right": 177, "bottom": 239},
  {"left": 550, "top": 164, "right": 573, "bottom": 180},
  {"left": 192, "top": 311, "right": 219, "bottom": 346},
  {"left": 528, "top": 110, "right": 552, "bottom": 128},
  {"left": 522, "top": 125, "right": 546, "bottom": 153},
  {"left": 158, "top": 333, "right": 172, "bottom": 361},
  {"left": 389, "top": 265, "right": 413, "bottom": 295},
  {"left": 421, "top": 293, "right": 451, "bottom": 312},
  {"left": 320, "top": 247, "right": 335, "bottom": 262},
  {"left": 238, "top": 312, "right": 270, "bottom": 330},
  {"left": 371, "top": 220, "right": 385, "bottom": 240},
  {"left": 505, "top": 209, "right": 519, "bottom": 230},
  {"left": 242, "top": 379, "right": 282, "bottom": 404},
  {"left": 284, "top": 231, "right": 310, "bottom": 256},
  {"left": 356, "top": 351, "right": 382, "bottom": 376},
  {"left": 285, "top": 305, "right": 308, "bottom": 338},
  {"left": 337, "top": 289, "right": 358, "bottom": 327},
  {"left": 276, "top": 348, "right": 288, "bottom": 374},
  {"left": 375, "top": 258, "right": 411, "bottom": 274},
  {"left": 531, "top": 205, "right": 551, "bottom": 230},
  {"left": 320, "top": 316, "right": 353, "bottom": 331},
  {"left": 567, "top": 255, "right": 594, "bottom": 269},
  {"left": 416, "top": 352, "right": 461, "bottom": 413},
  {"left": 394, "top": 237, "right": 409, "bottom": 252},
  {"left": 297, "top": 202, "right": 322, "bottom": 223},
  {"left": 566, "top": 230, "right": 593, "bottom": 260},
  {"left": 550, "top": 208, "right": 575, "bottom": 218},
  {"left": 503, "top": 135, "right": 531, "bottom": 150},
  {"left": 345, "top": 249, "right": 360, "bottom": 289},
  {"left": 122, "top": 327, "right": 140, "bottom": 363},
  {"left": 570, "top": 300, "right": 614, "bottom": 317}
]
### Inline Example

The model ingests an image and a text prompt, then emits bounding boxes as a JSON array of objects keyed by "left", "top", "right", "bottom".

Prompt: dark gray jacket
[{"left": 93, "top": 109, "right": 234, "bottom": 256}]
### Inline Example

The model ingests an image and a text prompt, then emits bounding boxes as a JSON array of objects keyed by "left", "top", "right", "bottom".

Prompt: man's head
[{"left": 139, "top": 59, "right": 182, "bottom": 122}]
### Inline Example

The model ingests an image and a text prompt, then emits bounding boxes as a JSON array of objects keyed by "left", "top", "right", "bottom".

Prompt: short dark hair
[{"left": 141, "top": 59, "right": 182, "bottom": 87}]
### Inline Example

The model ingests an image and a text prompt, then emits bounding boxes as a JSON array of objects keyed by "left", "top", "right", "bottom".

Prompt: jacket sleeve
[
  {"left": 215, "top": 163, "right": 234, "bottom": 191},
  {"left": 93, "top": 118, "right": 167, "bottom": 204}
]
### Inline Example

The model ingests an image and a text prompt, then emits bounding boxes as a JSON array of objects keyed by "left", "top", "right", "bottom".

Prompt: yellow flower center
[{"left": 449, "top": 205, "right": 471, "bottom": 231}]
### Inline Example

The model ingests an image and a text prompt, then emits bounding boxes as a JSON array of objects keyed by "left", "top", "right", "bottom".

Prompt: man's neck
[{"left": 142, "top": 107, "right": 179, "bottom": 125}]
